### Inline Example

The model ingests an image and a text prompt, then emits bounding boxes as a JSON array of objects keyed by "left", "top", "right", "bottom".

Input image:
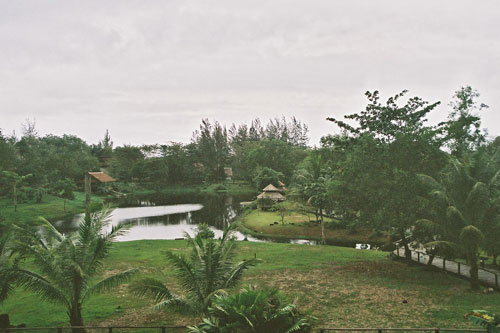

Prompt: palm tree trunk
[
  {"left": 427, "top": 254, "right": 435, "bottom": 266},
  {"left": 320, "top": 206, "right": 325, "bottom": 245},
  {"left": 13, "top": 182, "right": 17, "bottom": 212},
  {"left": 403, "top": 243, "right": 412, "bottom": 264},
  {"left": 467, "top": 252, "right": 480, "bottom": 291},
  {"left": 69, "top": 305, "right": 85, "bottom": 333}
]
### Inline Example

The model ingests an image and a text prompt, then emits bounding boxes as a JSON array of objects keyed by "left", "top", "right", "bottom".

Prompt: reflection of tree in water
[
  {"left": 191, "top": 195, "right": 229, "bottom": 229},
  {"left": 120, "top": 211, "right": 191, "bottom": 226},
  {"left": 113, "top": 192, "right": 254, "bottom": 229}
]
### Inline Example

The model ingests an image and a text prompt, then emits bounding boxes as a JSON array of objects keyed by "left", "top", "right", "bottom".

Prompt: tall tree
[
  {"left": 192, "top": 119, "right": 230, "bottom": 182},
  {"left": 441, "top": 86, "right": 488, "bottom": 156},
  {"left": 326, "top": 90, "right": 446, "bottom": 261}
]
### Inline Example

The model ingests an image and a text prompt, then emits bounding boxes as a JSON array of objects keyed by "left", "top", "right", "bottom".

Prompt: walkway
[{"left": 394, "top": 248, "right": 499, "bottom": 289}]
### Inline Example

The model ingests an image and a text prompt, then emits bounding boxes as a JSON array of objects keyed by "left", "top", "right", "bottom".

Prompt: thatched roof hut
[
  {"left": 257, "top": 191, "right": 285, "bottom": 201},
  {"left": 262, "top": 184, "right": 280, "bottom": 192},
  {"left": 257, "top": 183, "right": 285, "bottom": 209}
]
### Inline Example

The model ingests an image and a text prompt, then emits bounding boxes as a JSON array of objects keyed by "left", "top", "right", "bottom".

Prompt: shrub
[
  {"left": 195, "top": 223, "right": 215, "bottom": 239},
  {"left": 188, "top": 285, "right": 313, "bottom": 333}
]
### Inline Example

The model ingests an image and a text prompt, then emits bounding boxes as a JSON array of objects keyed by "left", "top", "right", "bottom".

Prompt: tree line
[{"left": 0, "top": 116, "right": 309, "bottom": 203}]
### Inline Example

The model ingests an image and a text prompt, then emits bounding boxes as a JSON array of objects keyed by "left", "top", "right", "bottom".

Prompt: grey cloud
[{"left": 0, "top": 0, "right": 499, "bottom": 145}]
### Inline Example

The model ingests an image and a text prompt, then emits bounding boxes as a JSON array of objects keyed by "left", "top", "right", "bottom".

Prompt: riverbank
[
  {"left": 235, "top": 208, "right": 391, "bottom": 247},
  {"left": 1, "top": 239, "right": 497, "bottom": 329},
  {"left": 0, "top": 192, "right": 103, "bottom": 224}
]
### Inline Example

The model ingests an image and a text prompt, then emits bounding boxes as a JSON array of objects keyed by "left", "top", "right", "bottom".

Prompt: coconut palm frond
[
  {"left": 131, "top": 278, "right": 177, "bottom": 303},
  {"left": 424, "top": 240, "right": 460, "bottom": 257},
  {"left": 223, "top": 258, "right": 261, "bottom": 288},
  {"left": 84, "top": 268, "right": 138, "bottom": 301},
  {"left": 446, "top": 206, "right": 467, "bottom": 226},
  {"left": 166, "top": 251, "right": 205, "bottom": 303},
  {"left": 15, "top": 269, "right": 69, "bottom": 306},
  {"left": 153, "top": 297, "right": 191, "bottom": 312},
  {"left": 465, "top": 182, "right": 490, "bottom": 222}
]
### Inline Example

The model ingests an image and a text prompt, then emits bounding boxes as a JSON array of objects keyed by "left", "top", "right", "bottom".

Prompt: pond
[{"left": 54, "top": 192, "right": 320, "bottom": 245}]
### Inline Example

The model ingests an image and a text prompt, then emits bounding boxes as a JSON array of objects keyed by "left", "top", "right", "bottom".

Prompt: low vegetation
[{"left": 1, "top": 239, "right": 498, "bottom": 329}]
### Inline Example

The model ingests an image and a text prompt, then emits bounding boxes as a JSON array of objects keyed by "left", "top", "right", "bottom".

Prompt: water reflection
[{"left": 55, "top": 193, "right": 263, "bottom": 242}]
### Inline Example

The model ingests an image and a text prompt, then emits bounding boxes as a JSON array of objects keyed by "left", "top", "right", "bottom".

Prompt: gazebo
[{"left": 257, "top": 184, "right": 285, "bottom": 209}]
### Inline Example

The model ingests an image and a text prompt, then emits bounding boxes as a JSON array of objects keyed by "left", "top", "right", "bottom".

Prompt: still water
[{"left": 54, "top": 192, "right": 284, "bottom": 243}]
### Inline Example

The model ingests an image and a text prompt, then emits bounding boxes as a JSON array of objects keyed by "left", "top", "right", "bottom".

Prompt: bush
[
  {"left": 188, "top": 286, "right": 313, "bottom": 333},
  {"left": 195, "top": 224, "right": 215, "bottom": 239}
]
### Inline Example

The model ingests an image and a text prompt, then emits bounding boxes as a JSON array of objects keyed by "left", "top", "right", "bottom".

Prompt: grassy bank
[
  {"left": 1, "top": 240, "right": 498, "bottom": 329},
  {"left": 0, "top": 192, "right": 103, "bottom": 224},
  {"left": 235, "top": 208, "right": 391, "bottom": 247}
]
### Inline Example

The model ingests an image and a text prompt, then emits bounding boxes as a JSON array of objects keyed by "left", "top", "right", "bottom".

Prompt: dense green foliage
[{"left": 188, "top": 285, "right": 313, "bottom": 333}]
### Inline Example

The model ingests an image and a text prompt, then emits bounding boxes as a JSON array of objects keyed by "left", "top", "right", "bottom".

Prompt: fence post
[
  {"left": 397, "top": 248, "right": 400, "bottom": 257},
  {"left": 443, "top": 259, "right": 446, "bottom": 270},
  {"left": 109, "top": 327, "right": 113, "bottom": 333},
  {"left": 435, "top": 329, "right": 440, "bottom": 333},
  {"left": 57, "top": 328, "right": 63, "bottom": 333},
  {"left": 378, "top": 329, "right": 383, "bottom": 333},
  {"left": 458, "top": 262, "right": 461, "bottom": 275},
  {"left": 161, "top": 327, "right": 166, "bottom": 333},
  {"left": 418, "top": 252, "right": 420, "bottom": 263},
  {"left": 495, "top": 274, "right": 498, "bottom": 289}
]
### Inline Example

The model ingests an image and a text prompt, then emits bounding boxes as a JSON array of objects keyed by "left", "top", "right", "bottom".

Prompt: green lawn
[
  {"left": 236, "top": 208, "right": 390, "bottom": 246},
  {"left": 0, "top": 192, "right": 103, "bottom": 225},
  {"left": 1, "top": 240, "right": 498, "bottom": 329}
]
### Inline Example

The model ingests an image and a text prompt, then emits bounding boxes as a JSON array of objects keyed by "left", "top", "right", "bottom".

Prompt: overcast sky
[{"left": 0, "top": 0, "right": 499, "bottom": 146}]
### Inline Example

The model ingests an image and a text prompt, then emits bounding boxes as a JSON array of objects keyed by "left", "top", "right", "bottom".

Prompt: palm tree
[
  {"left": 460, "top": 225, "right": 484, "bottom": 290},
  {"left": 292, "top": 151, "right": 335, "bottom": 244},
  {"left": 416, "top": 154, "right": 500, "bottom": 289},
  {"left": 132, "top": 224, "right": 260, "bottom": 315},
  {"left": 16, "top": 209, "right": 137, "bottom": 332}
]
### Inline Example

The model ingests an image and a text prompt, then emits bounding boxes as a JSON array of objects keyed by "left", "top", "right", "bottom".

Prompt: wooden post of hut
[{"left": 84, "top": 172, "right": 116, "bottom": 220}]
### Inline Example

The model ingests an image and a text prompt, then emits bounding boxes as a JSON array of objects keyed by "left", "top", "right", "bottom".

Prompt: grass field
[
  {"left": 236, "top": 208, "right": 391, "bottom": 246},
  {"left": 1, "top": 240, "right": 498, "bottom": 329},
  {"left": 0, "top": 192, "right": 103, "bottom": 225}
]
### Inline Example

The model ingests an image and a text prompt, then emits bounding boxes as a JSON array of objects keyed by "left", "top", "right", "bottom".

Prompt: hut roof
[
  {"left": 257, "top": 191, "right": 285, "bottom": 201},
  {"left": 262, "top": 184, "right": 280, "bottom": 192},
  {"left": 88, "top": 172, "right": 116, "bottom": 183}
]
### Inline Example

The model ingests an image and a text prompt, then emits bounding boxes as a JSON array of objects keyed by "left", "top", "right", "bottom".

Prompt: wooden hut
[{"left": 257, "top": 184, "right": 285, "bottom": 209}]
